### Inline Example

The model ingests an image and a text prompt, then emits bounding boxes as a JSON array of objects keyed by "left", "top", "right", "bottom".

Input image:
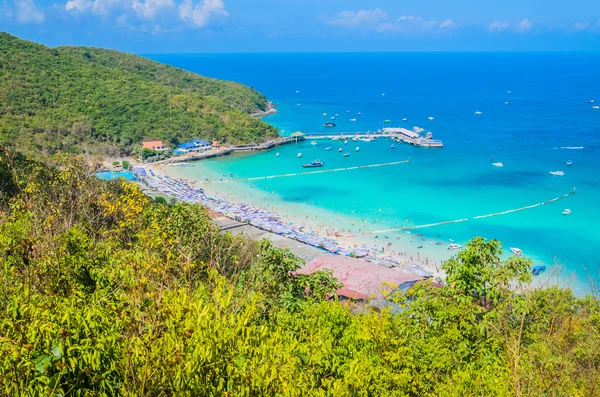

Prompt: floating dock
[{"left": 304, "top": 127, "right": 443, "bottom": 148}]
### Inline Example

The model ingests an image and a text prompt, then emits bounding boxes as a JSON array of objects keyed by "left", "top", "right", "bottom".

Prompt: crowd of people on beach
[{"left": 133, "top": 166, "right": 435, "bottom": 278}]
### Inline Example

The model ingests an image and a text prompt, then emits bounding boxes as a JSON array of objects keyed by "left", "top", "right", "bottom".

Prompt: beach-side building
[
  {"left": 177, "top": 138, "right": 211, "bottom": 153},
  {"left": 142, "top": 140, "right": 167, "bottom": 151},
  {"left": 296, "top": 255, "right": 424, "bottom": 301},
  {"left": 211, "top": 140, "right": 220, "bottom": 148}
]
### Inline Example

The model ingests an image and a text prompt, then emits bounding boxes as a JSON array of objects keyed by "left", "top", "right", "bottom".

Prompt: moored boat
[
  {"left": 338, "top": 148, "right": 343, "bottom": 152},
  {"left": 343, "top": 153, "right": 350, "bottom": 157},
  {"left": 510, "top": 247, "right": 523, "bottom": 257},
  {"left": 428, "top": 116, "right": 434, "bottom": 120},
  {"left": 325, "top": 147, "right": 332, "bottom": 151},
  {"left": 567, "top": 160, "right": 573, "bottom": 166},
  {"left": 324, "top": 122, "right": 336, "bottom": 128},
  {"left": 276, "top": 153, "right": 280, "bottom": 157},
  {"left": 448, "top": 243, "right": 462, "bottom": 250},
  {"left": 390, "top": 144, "right": 395, "bottom": 149},
  {"left": 532, "top": 265, "right": 546, "bottom": 276},
  {"left": 562, "top": 209, "right": 571, "bottom": 215},
  {"left": 297, "top": 153, "right": 302, "bottom": 158},
  {"left": 384, "top": 119, "right": 391, "bottom": 123},
  {"left": 302, "top": 160, "right": 324, "bottom": 168},
  {"left": 492, "top": 162, "right": 504, "bottom": 167},
  {"left": 311, "top": 141, "right": 317, "bottom": 145},
  {"left": 549, "top": 171, "right": 565, "bottom": 176},
  {"left": 355, "top": 147, "right": 360, "bottom": 152},
  {"left": 402, "top": 118, "right": 408, "bottom": 122}
]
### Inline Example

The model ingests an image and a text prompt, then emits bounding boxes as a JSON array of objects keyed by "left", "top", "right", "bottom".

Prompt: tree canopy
[
  {"left": 1, "top": 149, "right": 599, "bottom": 396},
  {"left": 0, "top": 32, "right": 278, "bottom": 157}
]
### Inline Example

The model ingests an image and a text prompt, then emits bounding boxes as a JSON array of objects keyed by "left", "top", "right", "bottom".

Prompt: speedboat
[
  {"left": 355, "top": 147, "right": 360, "bottom": 152},
  {"left": 505, "top": 101, "right": 509, "bottom": 104},
  {"left": 593, "top": 106, "right": 600, "bottom": 109},
  {"left": 296, "top": 90, "right": 300, "bottom": 93},
  {"left": 402, "top": 118, "right": 408, "bottom": 122},
  {"left": 276, "top": 153, "right": 280, "bottom": 157},
  {"left": 297, "top": 103, "right": 301, "bottom": 106},
  {"left": 510, "top": 247, "right": 523, "bottom": 257},
  {"left": 588, "top": 99, "right": 595, "bottom": 104},
  {"left": 335, "top": 114, "right": 339, "bottom": 117},
  {"left": 346, "top": 110, "right": 351, "bottom": 113},
  {"left": 382, "top": 93, "right": 385, "bottom": 96},
  {"left": 507, "top": 90, "right": 512, "bottom": 94},
  {"left": 475, "top": 111, "right": 483, "bottom": 115},
  {"left": 324, "top": 122, "right": 336, "bottom": 128},
  {"left": 567, "top": 160, "right": 573, "bottom": 166},
  {"left": 331, "top": 116, "right": 335, "bottom": 120},
  {"left": 350, "top": 118, "right": 357, "bottom": 122},
  {"left": 562, "top": 209, "right": 571, "bottom": 215},
  {"left": 390, "top": 144, "right": 395, "bottom": 149},
  {"left": 352, "top": 137, "right": 358, "bottom": 142},
  {"left": 338, "top": 148, "right": 343, "bottom": 152},
  {"left": 325, "top": 147, "right": 332, "bottom": 151},
  {"left": 344, "top": 140, "right": 348, "bottom": 144},
  {"left": 358, "top": 112, "right": 361, "bottom": 116},
  {"left": 428, "top": 116, "right": 434, "bottom": 120},
  {"left": 492, "top": 162, "right": 504, "bottom": 167},
  {"left": 343, "top": 153, "right": 350, "bottom": 157},
  {"left": 302, "top": 160, "right": 324, "bottom": 168},
  {"left": 311, "top": 141, "right": 317, "bottom": 145},
  {"left": 532, "top": 265, "right": 546, "bottom": 276},
  {"left": 297, "top": 153, "right": 302, "bottom": 158},
  {"left": 323, "top": 113, "right": 327, "bottom": 116},
  {"left": 448, "top": 244, "right": 462, "bottom": 251},
  {"left": 549, "top": 171, "right": 565, "bottom": 176},
  {"left": 384, "top": 119, "right": 391, "bottom": 123}
]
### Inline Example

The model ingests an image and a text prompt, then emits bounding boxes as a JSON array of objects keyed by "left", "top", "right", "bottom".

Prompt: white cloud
[
  {"left": 178, "top": 0, "right": 228, "bottom": 28},
  {"left": 515, "top": 18, "right": 532, "bottom": 33},
  {"left": 132, "top": 0, "right": 174, "bottom": 20},
  {"left": 488, "top": 21, "right": 510, "bottom": 32},
  {"left": 573, "top": 22, "right": 589, "bottom": 31},
  {"left": 65, "top": 0, "right": 92, "bottom": 12},
  {"left": 439, "top": 19, "right": 457, "bottom": 29},
  {"left": 15, "top": 0, "right": 44, "bottom": 23},
  {"left": 328, "top": 8, "right": 388, "bottom": 27}
]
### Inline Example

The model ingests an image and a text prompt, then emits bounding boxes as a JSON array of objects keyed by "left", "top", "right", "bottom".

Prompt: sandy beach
[{"left": 149, "top": 162, "right": 457, "bottom": 280}]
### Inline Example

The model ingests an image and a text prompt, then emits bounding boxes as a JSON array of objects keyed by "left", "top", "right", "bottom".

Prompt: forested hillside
[
  {"left": 0, "top": 33, "right": 278, "bottom": 156},
  {"left": 1, "top": 148, "right": 599, "bottom": 396}
]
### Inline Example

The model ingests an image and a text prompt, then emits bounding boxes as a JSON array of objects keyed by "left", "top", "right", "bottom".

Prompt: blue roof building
[{"left": 177, "top": 139, "right": 211, "bottom": 151}]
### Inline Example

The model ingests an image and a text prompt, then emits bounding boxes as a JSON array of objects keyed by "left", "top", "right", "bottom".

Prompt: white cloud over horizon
[
  {"left": 14, "top": 0, "right": 44, "bottom": 23},
  {"left": 515, "top": 18, "right": 532, "bottom": 33},
  {"left": 178, "top": 0, "right": 228, "bottom": 28},
  {"left": 327, "top": 8, "right": 388, "bottom": 27},
  {"left": 488, "top": 20, "right": 510, "bottom": 32}
]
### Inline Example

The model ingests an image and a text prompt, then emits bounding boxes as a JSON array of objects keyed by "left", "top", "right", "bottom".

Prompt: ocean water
[{"left": 147, "top": 52, "right": 600, "bottom": 292}]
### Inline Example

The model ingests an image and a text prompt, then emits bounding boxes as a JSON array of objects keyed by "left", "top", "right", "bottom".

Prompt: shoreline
[
  {"left": 251, "top": 101, "right": 278, "bottom": 117},
  {"left": 146, "top": 162, "right": 451, "bottom": 280}
]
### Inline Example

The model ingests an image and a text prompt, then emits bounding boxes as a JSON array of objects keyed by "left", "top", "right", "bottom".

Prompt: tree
[{"left": 442, "top": 237, "right": 532, "bottom": 305}]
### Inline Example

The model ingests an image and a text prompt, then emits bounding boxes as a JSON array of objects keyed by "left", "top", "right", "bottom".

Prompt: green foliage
[
  {"left": 0, "top": 149, "right": 599, "bottom": 396},
  {"left": 0, "top": 32, "right": 278, "bottom": 157},
  {"left": 121, "top": 160, "right": 130, "bottom": 170}
]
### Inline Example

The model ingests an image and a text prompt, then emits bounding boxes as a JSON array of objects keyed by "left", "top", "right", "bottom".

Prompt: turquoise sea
[{"left": 147, "top": 53, "right": 600, "bottom": 293}]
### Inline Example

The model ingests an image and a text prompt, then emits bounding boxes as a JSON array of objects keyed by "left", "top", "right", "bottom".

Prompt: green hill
[{"left": 0, "top": 32, "right": 278, "bottom": 156}]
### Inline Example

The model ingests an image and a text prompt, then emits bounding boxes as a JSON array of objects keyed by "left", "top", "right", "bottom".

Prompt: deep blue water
[{"left": 147, "top": 52, "right": 600, "bottom": 292}]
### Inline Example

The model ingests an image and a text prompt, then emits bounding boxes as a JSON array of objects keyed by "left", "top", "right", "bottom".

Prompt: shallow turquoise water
[
  {"left": 95, "top": 171, "right": 137, "bottom": 181},
  {"left": 148, "top": 52, "right": 600, "bottom": 291}
]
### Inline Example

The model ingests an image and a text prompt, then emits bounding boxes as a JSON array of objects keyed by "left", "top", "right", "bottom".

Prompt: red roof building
[
  {"left": 142, "top": 141, "right": 167, "bottom": 151},
  {"left": 296, "top": 255, "right": 424, "bottom": 300}
]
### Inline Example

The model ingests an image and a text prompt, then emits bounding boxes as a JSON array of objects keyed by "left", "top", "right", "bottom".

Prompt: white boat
[
  {"left": 331, "top": 136, "right": 340, "bottom": 141},
  {"left": 325, "top": 147, "right": 332, "bottom": 151},
  {"left": 355, "top": 147, "right": 360, "bottom": 152},
  {"left": 447, "top": 244, "right": 462, "bottom": 251},
  {"left": 338, "top": 148, "right": 343, "bottom": 152},
  {"left": 296, "top": 90, "right": 300, "bottom": 93},
  {"left": 428, "top": 116, "right": 434, "bottom": 121},
  {"left": 505, "top": 101, "right": 509, "bottom": 104},
  {"left": 381, "top": 93, "right": 385, "bottom": 96},
  {"left": 343, "top": 153, "right": 350, "bottom": 157},
  {"left": 276, "top": 153, "right": 280, "bottom": 157},
  {"left": 402, "top": 118, "right": 408, "bottom": 122},
  {"left": 510, "top": 247, "right": 523, "bottom": 257},
  {"left": 563, "top": 209, "right": 571, "bottom": 215},
  {"left": 549, "top": 171, "right": 565, "bottom": 176},
  {"left": 297, "top": 153, "right": 302, "bottom": 158},
  {"left": 351, "top": 137, "right": 358, "bottom": 142},
  {"left": 344, "top": 140, "right": 348, "bottom": 145},
  {"left": 492, "top": 162, "right": 504, "bottom": 167},
  {"left": 507, "top": 90, "right": 512, "bottom": 94},
  {"left": 335, "top": 114, "right": 339, "bottom": 117},
  {"left": 588, "top": 99, "right": 595, "bottom": 103},
  {"left": 567, "top": 160, "right": 573, "bottom": 166},
  {"left": 297, "top": 103, "right": 301, "bottom": 106},
  {"left": 593, "top": 106, "right": 600, "bottom": 109},
  {"left": 311, "top": 141, "right": 317, "bottom": 145},
  {"left": 390, "top": 144, "right": 395, "bottom": 149},
  {"left": 331, "top": 116, "right": 335, "bottom": 120},
  {"left": 350, "top": 118, "right": 357, "bottom": 122},
  {"left": 346, "top": 110, "right": 351, "bottom": 113},
  {"left": 357, "top": 112, "right": 361, "bottom": 116},
  {"left": 475, "top": 111, "right": 483, "bottom": 115}
]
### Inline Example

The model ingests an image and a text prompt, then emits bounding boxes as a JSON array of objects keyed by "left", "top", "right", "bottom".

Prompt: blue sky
[{"left": 2, "top": 0, "right": 600, "bottom": 52}]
